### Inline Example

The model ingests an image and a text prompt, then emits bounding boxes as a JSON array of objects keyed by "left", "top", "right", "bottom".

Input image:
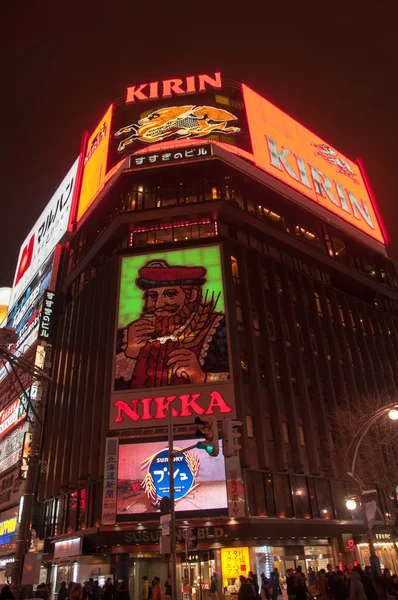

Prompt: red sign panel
[
  {"left": 0, "top": 398, "right": 27, "bottom": 440},
  {"left": 242, "top": 84, "right": 386, "bottom": 245}
]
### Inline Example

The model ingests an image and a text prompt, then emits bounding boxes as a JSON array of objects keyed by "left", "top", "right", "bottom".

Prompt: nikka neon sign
[
  {"left": 126, "top": 72, "right": 222, "bottom": 103},
  {"left": 110, "top": 385, "right": 235, "bottom": 430},
  {"left": 115, "top": 390, "right": 231, "bottom": 422}
]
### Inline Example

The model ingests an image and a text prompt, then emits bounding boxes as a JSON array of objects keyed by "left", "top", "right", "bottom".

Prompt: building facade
[{"left": 4, "top": 73, "right": 398, "bottom": 593}]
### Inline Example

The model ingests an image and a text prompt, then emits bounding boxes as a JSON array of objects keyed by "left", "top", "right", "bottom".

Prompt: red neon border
[
  {"left": 356, "top": 157, "right": 390, "bottom": 245},
  {"left": 68, "top": 131, "right": 89, "bottom": 232}
]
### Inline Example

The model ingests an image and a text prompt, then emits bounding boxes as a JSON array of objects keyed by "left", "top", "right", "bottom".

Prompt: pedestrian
[
  {"left": 308, "top": 568, "right": 316, "bottom": 588},
  {"left": 142, "top": 577, "right": 150, "bottom": 600},
  {"left": 260, "top": 574, "right": 271, "bottom": 600},
  {"left": 387, "top": 575, "right": 398, "bottom": 598},
  {"left": 115, "top": 582, "right": 130, "bottom": 600},
  {"left": 210, "top": 572, "right": 218, "bottom": 600},
  {"left": 314, "top": 569, "right": 328, "bottom": 600},
  {"left": 360, "top": 567, "right": 377, "bottom": 600},
  {"left": 153, "top": 577, "right": 162, "bottom": 600},
  {"left": 249, "top": 572, "right": 259, "bottom": 597},
  {"left": 0, "top": 586, "right": 15, "bottom": 600},
  {"left": 293, "top": 574, "right": 307, "bottom": 600},
  {"left": 332, "top": 570, "right": 348, "bottom": 600},
  {"left": 348, "top": 567, "right": 367, "bottom": 600},
  {"left": 164, "top": 579, "right": 172, "bottom": 599},
  {"left": 238, "top": 577, "right": 256, "bottom": 600},
  {"left": 382, "top": 569, "right": 392, "bottom": 599},
  {"left": 92, "top": 581, "right": 102, "bottom": 600},
  {"left": 270, "top": 569, "right": 281, "bottom": 600},
  {"left": 286, "top": 569, "right": 295, "bottom": 600},
  {"left": 58, "top": 583, "right": 68, "bottom": 600},
  {"left": 103, "top": 579, "right": 115, "bottom": 600},
  {"left": 69, "top": 584, "right": 83, "bottom": 600}
]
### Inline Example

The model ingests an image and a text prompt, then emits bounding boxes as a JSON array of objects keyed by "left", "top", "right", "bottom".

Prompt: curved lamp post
[{"left": 344, "top": 402, "right": 398, "bottom": 575}]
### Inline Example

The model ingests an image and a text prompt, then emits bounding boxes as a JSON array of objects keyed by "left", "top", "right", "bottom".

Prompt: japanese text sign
[
  {"left": 129, "top": 145, "right": 212, "bottom": 169},
  {"left": 221, "top": 546, "right": 250, "bottom": 581},
  {"left": 102, "top": 438, "right": 119, "bottom": 525},
  {"left": 38, "top": 289, "right": 56, "bottom": 342}
]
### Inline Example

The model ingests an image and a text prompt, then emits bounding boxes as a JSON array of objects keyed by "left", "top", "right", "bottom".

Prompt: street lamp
[
  {"left": 345, "top": 499, "right": 357, "bottom": 511},
  {"left": 344, "top": 401, "right": 398, "bottom": 576},
  {"left": 388, "top": 409, "right": 398, "bottom": 421}
]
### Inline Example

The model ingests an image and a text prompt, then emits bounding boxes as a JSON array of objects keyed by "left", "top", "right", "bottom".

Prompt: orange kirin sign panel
[
  {"left": 242, "top": 84, "right": 386, "bottom": 245},
  {"left": 77, "top": 104, "right": 113, "bottom": 221}
]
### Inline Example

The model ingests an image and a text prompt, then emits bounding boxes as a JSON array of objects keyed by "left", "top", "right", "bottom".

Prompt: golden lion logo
[{"left": 115, "top": 104, "right": 240, "bottom": 150}]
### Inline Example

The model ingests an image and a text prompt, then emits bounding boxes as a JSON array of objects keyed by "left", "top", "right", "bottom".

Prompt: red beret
[{"left": 136, "top": 260, "right": 206, "bottom": 290}]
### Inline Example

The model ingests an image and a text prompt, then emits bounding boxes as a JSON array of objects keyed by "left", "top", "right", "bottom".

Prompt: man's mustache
[{"left": 143, "top": 304, "right": 180, "bottom": 317}]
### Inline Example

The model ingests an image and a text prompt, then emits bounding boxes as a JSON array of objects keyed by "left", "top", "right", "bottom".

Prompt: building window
[
  {"left": 252, "top": 306, "right": 261, "bottom": 337},
  {"left": 347, "top": 344, "right": 354, "bottom": 365},
  {"left": 258, "top": 355, "right": 267, "bottom": 388},
  {"left": 315, "top": 293, "right": 323, "bottom": 317},
  {"left": 348, "top": 309, "right": 356, "bottom": 331},
  {"left": 338, "top": 305, "right": 346, "bottom": 327},
  {"left": 235, "top": 300, "right": 244, "bottom": 332},
  {"left": 310, "top": 328, "right": 318, "bottom": 353},
  {"left": 295, "top": 225, "right": 318, "bottom": 245},
  {"left": 282, "top": 422, "right": 290, "bottom": 444},
  {"left": 246, "top": 415, "right": 254, "bottom": 438},
  {"left": 296, "top": 323, "right": 305, "bottom": 349},
  {"left": 324, "top": 337, "right": 331, "bottom": 359},
  {"left": 231, "top": 255, "right": 240, "bottom": 283},
  {"left": 273, "top": 473, "right": 293, "bottom": 518},
  {"left": 327, "top": 299, "right": 334, "bottom": 321},
  {"left": 359, "top": 315, "right": 366, "bottom": 335},
  {"left": 275, "top": 275, "right": 283, "bottom": 297},
  {"left": 298, "top": 425, "right": 306, "bottom": 447},
  {"left": 262, "top": 269, "right": 269, "bottom": 291},
  {"left": 267, "top": 313, "right": 276, "bottom": 340},
  {"left": 240, "top": 349, "right": 250, "bottom": 383},
  {"left": 291, "top": 369, "right": 299, "bottom": 396},
  {"left": 275, "top": 361, "right": 283, "bottom": 391},
  {"left": 259, "top": 206, "right": 285, "bottom": 230},
  {"left": 282, "top": 318, "right": 290, "bottom": 345}
]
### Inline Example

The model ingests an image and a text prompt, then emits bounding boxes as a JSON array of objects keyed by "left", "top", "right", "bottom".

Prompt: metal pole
[
  {"left": 168, "top": 403, "right": 177, "bottom": 600},
  {"left": 12, "top": 371, "right": 48, "bottom": 594}
]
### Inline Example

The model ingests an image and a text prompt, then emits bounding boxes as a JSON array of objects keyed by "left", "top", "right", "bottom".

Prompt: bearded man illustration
[{"left": 115, "top": 259, "right": 229, "bottom": 390}]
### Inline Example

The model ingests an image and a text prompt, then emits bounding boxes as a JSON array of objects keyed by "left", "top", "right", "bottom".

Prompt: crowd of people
[{"left": 236, "top": 565, "right": 398, "bottom": 600}]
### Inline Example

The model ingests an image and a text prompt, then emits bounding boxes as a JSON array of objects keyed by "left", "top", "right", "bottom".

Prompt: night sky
[{"left": 1, "top": 0, "right": 396, "bottom": 287}]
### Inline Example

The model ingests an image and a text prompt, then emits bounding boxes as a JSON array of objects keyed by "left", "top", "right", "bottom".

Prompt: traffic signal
[
  {"left": 195, "top": 416, "right": 219, "bottom": 456},
  {"left": 221, "top": 418, "right": 242, "bottom": 458}
]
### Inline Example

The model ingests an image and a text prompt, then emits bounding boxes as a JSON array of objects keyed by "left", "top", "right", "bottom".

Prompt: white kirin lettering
[{"left": 266, "top": 137, "right": 375, "bottom": 230}]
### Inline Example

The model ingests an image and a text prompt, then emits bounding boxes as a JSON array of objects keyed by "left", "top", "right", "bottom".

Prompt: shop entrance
[{"left": 183, "top": 551, "right": 216, "bottom": 600}]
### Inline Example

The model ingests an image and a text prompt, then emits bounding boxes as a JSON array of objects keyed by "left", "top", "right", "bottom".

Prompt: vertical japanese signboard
[
  {"left": 102, "top": 438, "right": 118, "bottom": 525},
  {"left": 38, "top": 290, "right": 56, "bottom": 343},
  {"left": 221, "top": 546, "right": 250, "bottom": 581}
]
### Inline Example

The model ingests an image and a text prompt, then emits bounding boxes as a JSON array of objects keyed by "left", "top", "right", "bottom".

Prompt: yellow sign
[
  {"left": 77, "top": 104, "right": 113, "bottom": 221},
  {"left": 221, "top": 546, "right": 250, "bottom": 580},
  {"left": 0, "top": 517, "right": 17, "bottom": 536}
]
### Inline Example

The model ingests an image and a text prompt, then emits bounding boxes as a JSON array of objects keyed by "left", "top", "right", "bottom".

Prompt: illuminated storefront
[{"left": 0, "top": 506, "right": 19, "bottom": 584}]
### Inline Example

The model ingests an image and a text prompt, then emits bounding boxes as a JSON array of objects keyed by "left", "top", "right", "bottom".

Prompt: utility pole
[
  {"left": 168, "top": 403, "right": 177, "bottom": 600},
  {"left": 0, "top": 331, "right": 51, "bottom": 594}
]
